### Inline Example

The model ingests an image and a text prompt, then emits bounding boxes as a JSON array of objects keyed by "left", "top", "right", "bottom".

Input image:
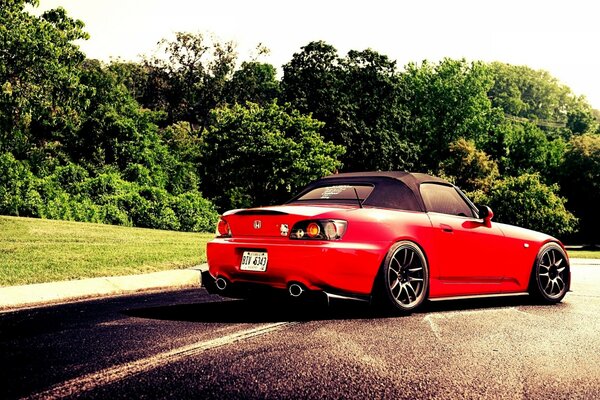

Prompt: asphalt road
[{"left": 2, "top": 264, "right": 600, "bottom": 400}]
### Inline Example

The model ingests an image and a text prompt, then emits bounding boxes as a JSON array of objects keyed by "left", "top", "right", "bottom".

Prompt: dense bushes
[
  {"left": 0, "top": 154, "right": 218, "bottom": 231},
  {"left": 470, "top": 173, "right": 578, "bottom": 238}
]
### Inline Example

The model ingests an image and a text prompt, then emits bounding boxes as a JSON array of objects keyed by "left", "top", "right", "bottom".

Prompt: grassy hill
[{"left": 0, "top": 216, "right": 213, "bottom": 287}]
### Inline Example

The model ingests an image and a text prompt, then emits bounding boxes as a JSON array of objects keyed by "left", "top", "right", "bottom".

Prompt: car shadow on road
[
  {"left": 124, "top": 293, "right": 378, "bottom": 323},
  {"left": 123, "top": 290, "right": 553, "bottom": 323}
]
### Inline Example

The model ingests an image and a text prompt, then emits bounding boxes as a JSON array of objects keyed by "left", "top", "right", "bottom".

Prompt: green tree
[
  {"left": 500, "top": 121, "right": 566, "bottom": 179},
  {"left": 566, "top": 97, "right": 600, "bottom": 135},
  {"left": 200, "top": 102, "right": 344, "bottom": 210},
  {"left": 281, "top": 41, "right": 342, "bottom": 121},
  {"left": 336, "top": 49, "right": 416, "bottom": 171},
  {"left": 487, "top": 62, "right": 598, "bottom": 139},
  {"left": 440, "top": 138, "right": 499, "bottom": 193},
  {"left": 488, "top": 62, "right": 571, "bottom": 123},
  {"left": 560, "top": 134, "right": 600, "bottom": 243},
  {"left": 474, "top": 173, "right": 577, "bottom": 239},
  {"left": 282, "top": 42, "right": 417, "bottom": 171},
  {"left": 142, "top": 32, "right": 237, "bottom": 131},
  {"left": 400, "top": 59, "right": 497, "bottom": 171},
  {"left": 225, "top": 61, "right": 280, "bottom": 106},
  {"left": 107, "top": 61, "right": 152, "bottom": 104},
  {"left": 0, "top": 0, "right": 89, "bottom": 156}
]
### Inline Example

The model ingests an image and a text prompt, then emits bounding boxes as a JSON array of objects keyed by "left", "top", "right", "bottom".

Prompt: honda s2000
[{"left": 204, "top": 171, "right": 570, "bottom": 312}]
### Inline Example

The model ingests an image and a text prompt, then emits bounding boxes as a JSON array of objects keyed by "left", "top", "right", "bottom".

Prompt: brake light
[
  {"left": 216, "top": 218, "right": 231, "bottom": 237},
  {"left": 307, "top": 222, "right": 320, "bottom": 238},
  {"left": 290, "top": 220, "right": 347, "bottom": 240}
]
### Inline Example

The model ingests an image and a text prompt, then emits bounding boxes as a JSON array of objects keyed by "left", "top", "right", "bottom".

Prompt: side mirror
[{"left": 476, "top": 204, "right": 494, "bottom": 226}]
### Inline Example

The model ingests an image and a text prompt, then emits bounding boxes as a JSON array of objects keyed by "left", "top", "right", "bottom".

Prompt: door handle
[{"left": 440, "top": 224, "right": 453, "bottom": 233}]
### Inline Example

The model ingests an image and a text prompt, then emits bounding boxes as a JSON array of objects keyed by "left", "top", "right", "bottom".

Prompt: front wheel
[
  {"left": 377, "top": 241, "right": 429, "bottom": 313},
  {"left": 529, "top": 242, "right": 570, "bottom": 303}
]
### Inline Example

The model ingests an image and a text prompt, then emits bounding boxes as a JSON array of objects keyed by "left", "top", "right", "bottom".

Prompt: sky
[{"left": 34, "top": 0, "right": 600, "bottom": 109}]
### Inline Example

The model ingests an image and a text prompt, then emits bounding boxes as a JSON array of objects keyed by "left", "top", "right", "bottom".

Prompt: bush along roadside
[{"left": 0, "top": 153, "right": 218, "bottom": 232}]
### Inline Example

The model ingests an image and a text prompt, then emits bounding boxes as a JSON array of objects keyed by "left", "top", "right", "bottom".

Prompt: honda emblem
[{"left": 253, "top": 220, "right": 262, "bottom": 229}]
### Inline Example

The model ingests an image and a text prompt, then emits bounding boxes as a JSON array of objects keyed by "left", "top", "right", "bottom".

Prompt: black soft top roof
[
  {"left": 318, "top": 171, "right": 449, "bottom": 191},
  {"left": 289, "top": 171, "right": 452, "bottom": 212}
]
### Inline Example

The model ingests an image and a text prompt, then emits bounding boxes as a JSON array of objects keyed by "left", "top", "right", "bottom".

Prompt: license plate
[{"left": 240, "top": 251, "right": 268, "bottom": 272}]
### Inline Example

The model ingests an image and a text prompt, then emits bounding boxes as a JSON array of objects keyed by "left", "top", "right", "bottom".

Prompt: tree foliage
[
  {"left": 141, "top": 32, "right": 238, "bottom": 131},
  {"left": 400, "top": 59, "right": 498, "bottom": 170},
  {"left": 0, "top": 0, "right": 89, "bottom": 155},
  {"left": 499, "top": 121, "right": 566, "bottom": 179},
  {"left": 199, "top": 102, "right": 344, "bottom": 210},
  {"left": 440, "top": 138, "right": 499, "bottom": 193},
  {"left": 560, "top": 134, "right": 600, "bottom": 242},
  {"left": 473, "top": 174, "right": 578, "bottom": 238},
  {"left": 282, "top": 42, "right": 417, "bottom": 171},
  {"left": 225, "top": 61, "right": 280, "bottom": 106},
  {"left": 1, "top": 2, "right": 599, "bottom": 240}
]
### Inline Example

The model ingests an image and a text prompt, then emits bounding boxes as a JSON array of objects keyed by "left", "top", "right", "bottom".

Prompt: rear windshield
[
  {"left": 289, "top": 180, "right": 422, "bottom": 212},
  {"left": 296, "top": 185, "right": 374, "bottom": 202}
]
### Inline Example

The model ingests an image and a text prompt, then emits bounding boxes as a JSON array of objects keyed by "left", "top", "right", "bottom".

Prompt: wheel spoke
[
  {"left": 543, "top": 253, "right": 551, "bottom": 267},
  {"left": 390, "top": 278, "right": 400, "bottom": 291},
  {"left": 555, "top": 258, "right": 563, "bottom": 267},
  {"left": 405, "top": 283, "right": 417, "bottom": 302},
  {"left": 407, "top": 251, "right": 414, "bottom": 267},
  {"left": 408, "top": 277, "right": 423, "bottom": 282},
  {"left": 391, "top": 257, "right": 402, "bottom": 272},
  {"left": 408, "top": 267, "right": 423, "bottom": 272},
  {"left": 556, "top": 277, "right": 565, "bottom": 291},
  {"left": 396, "top": 283, "right": 407, "bottom": 301},
  {"left": 544, "top": 279, "right": 551, "bottom": 292}
]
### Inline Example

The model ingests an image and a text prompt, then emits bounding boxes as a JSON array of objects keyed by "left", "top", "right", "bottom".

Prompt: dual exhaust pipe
[
  {"left": 215, "top": 277, "right": 228, "bottom": 291},
  {"left": 214, "top": 276, "right": 305, "bottom": 299},
  {"left": 288, "top": 283, "right": 305, "bottom": 298}
]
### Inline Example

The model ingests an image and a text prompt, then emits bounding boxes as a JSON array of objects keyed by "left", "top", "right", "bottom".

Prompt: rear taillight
[
  {"left": 290, "top": 220, "right": 347, "bottom": 240},
  {"left": 216, "top": 218, "right": 231, "bottom": 237}
]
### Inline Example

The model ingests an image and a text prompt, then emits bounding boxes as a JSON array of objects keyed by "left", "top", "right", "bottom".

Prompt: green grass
[
  {"left": 567, "top": 250, "right": 600, "bottom": 259},
  {"left": 0, "top": 215, "right": 213, "bottom": 287}
]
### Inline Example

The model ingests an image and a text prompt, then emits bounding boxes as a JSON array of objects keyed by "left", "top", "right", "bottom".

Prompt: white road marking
[
  {"left": 27, "top": 322, "right": 294, "bottom": 399},
  {"left": 423, "top": 307, "right": 533, "bottom": 340},
  {"left": 423, "top": 315, "right": 442, "bottom": 340}
]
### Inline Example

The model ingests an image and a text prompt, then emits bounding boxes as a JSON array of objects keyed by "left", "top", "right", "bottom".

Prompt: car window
[
  {"left": 289, "top": 179, "right": 422, "bottom": 211},
  {"left": 363, "top": 180, "right": 421, "bottom": 211},
  {"left": 420, "top": 183, "right": 475, "bottom": 217},
  {"left": 296, "top": 185, "right": 374, "bottom": 202}
]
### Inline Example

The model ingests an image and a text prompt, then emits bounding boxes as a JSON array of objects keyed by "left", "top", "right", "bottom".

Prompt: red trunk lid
[{"left": 224, "top": 205, "right": 345, "bottom": 238}]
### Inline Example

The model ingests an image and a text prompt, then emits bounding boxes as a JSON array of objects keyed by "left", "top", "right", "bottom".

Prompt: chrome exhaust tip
[
  {"left": 289, "top": 283, "right": 304, "bottom": 298},
  {"left": 215, "top": 277, "right": 228, "bottom": 291}
]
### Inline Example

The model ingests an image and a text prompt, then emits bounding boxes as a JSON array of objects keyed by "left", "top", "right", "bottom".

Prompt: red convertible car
[{"left": 204, "top": 171, "right": 570, "bottom": 312}]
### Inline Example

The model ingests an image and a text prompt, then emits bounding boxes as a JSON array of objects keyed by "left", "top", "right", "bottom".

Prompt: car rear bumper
[{"left": 206, "top": 237, "right": 388, "bottom": 296}]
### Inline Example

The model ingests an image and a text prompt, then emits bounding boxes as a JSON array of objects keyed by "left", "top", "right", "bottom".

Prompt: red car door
[{"left": 420, "top": 183, "right": 507, "bottom": 297}]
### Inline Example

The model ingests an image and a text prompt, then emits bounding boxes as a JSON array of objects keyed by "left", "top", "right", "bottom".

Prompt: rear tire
[
  {"left": 529, "top": 242, "right": 570, "bottom": 304},
  {"left": 375, "top": 241, "right": 429, "bottom": 313}
]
